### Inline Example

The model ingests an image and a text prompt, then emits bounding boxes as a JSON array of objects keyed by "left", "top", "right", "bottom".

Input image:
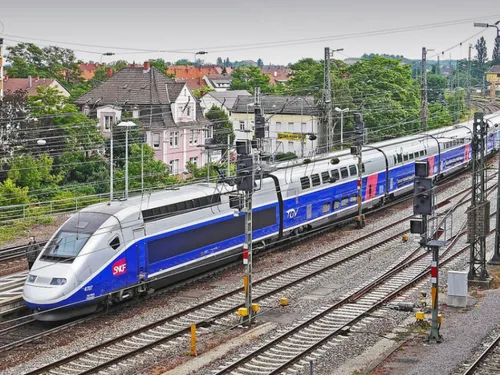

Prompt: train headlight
[
  {"left": 50, "top": 278, "right": 67, "bottom": 286},
  {"left": 27, "top": 275, "right": 37, "bottom": 283}
]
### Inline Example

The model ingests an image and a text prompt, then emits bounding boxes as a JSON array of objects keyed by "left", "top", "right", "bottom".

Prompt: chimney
[
  {"left": 28, "top": 76, "right": 32, "bottom": 88},
  {"left": 143, "top": 61, "right": 151, "bottom": 73},
  {"left": 106, "top": 67, "right": 113, "bottom": 78},
  {"left": 35, "top": 76, "right": 39, "bottom": 82}
]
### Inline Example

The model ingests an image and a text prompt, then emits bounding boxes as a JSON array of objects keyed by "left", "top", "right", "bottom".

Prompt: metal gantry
[{"left": 468, "top": 112, "right": 490, "bottom": 282}]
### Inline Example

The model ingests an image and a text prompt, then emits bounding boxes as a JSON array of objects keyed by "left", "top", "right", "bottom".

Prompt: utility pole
[
  {"left": 490, "top": 141, "right": 500, "bottom": 264},
  {"left": 0, "top": 38, "right": 4, "bottom": 100},
  {"left": 235, "top": 87, "right": 264, "bottom": 327},
  {"left": 467, "top": 112, "right": 491, "bottom": 285},
  {"left": 410, "top": 161, "right": 442, "bottom": 342},
  {"left": 421, "top": 47, "right": 429, "bottom": 131},
  {"left": 437, "top": 55, "right": 440, "bottom": 76},
  {"left": 322, "top": 47, "right": 332, "bottom": 154},
  {"left": 352, "top": 114, "right": 365, "bottom": 228},
  {"left": 467, "top": 44, "right": 472, "bottom": 112}
]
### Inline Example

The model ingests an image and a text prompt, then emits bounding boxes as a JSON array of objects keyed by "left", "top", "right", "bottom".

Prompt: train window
[
  {"left": 333, "top": 200, "right": 340, "bottom": 210},
  {"left": 109, "top": 236, "right": 121, "bottom": 250},
  {"left": 420, "top": 150, "right": 425, "bottom": 157},
  {"left": 322, "top": 202, "right": 331, "bottom": 213},
  {"left": 403, "top": 154, "right": 408, "bottom": 162},
  {"left": 409, "top": 153, "right": 414, "bottom": 160},
  {"left": 300, "top": 176, "right": 311, "bottom": 190},
  {"left": 349, "top": 165, "right": 357, "bottom": 176},
  {"left": 341, "top": 197, "right": 349, "bottom": 206},
  {"left": 311, "top": 174, "right": 321, "bottom": 187},
  {"left": 142, "top": 194, "right": 221, "bottom": 222},
  {"left": 361, "top": 164, "right": 366, "bottom": 173},
  {"left": 340, "top": 167, "right": 349, "bottom": 179},
  {"left": 321, "top": 171, "right": 330, "bottom": 183},
  {"left": 331, "top": 169, "right": 340, "bottom": 181},
  {"left": 398, "top": 154, "right": 403, "bottom": 163},
  {"left": 393, "top": 155, "right": 397, "bottom": 165},
  {"left": 350, "top": 194, "right": 357, "bottom": 203}
]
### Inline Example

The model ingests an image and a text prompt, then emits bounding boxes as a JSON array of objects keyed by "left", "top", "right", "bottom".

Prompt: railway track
[
  {"left": 212, "top": 211, "right": 487, "bottom": 375},
  {"left": 0, "top": 242, "right": 46, "bottom": 263},
  {"left": 17, "top": 177, "right": 489, "bottom": 375},
  {"left": 471, "top": 99, "right": 500, "bottom": 115},
  {"left": 462, "top": 334, "right": 500, "bottom": 375}
]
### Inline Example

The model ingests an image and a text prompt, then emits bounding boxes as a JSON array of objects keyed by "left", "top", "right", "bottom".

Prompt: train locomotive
[{"left": 23, "top": 113, "right": 500, "bottom": 320}]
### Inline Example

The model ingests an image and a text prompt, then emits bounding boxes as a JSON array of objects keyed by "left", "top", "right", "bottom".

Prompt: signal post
[
  {"left": 234, "top": 88, "right": 266, "bottom": 327},
  {"left": 410, "top": 160, "right": 443, "bottom": 342}
]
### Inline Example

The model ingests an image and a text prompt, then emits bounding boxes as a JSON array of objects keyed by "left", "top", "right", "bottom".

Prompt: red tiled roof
[
  {"left": 3, "top": 78, "right": 55, "bottom": 95},
  {"left": 260, "top": 67, "right": 292, "bottom": 85},
  {"left": 79, "top": 63, "right": 106, "bottom": 80},
  {"left": 167, "top": 65, "right": 220, "bottom": 80}
]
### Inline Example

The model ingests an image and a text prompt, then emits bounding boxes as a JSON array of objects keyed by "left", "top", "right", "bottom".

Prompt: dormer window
[
  {"left": 187, "top": 106, "right": 191, "bottom": 117},
  {"left": 103, "top": 115, "right": 114, "bottom": 130}
]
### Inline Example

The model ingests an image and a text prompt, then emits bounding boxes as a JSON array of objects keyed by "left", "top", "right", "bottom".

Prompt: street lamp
[
  {"left": 117, "top": 121, "right": 137, "bottom": 199},
  {"left": 100, "top": 52, "right": 115, "bottom": 64},
  {"left": 194, "top": 51, "right": 208, "bottom": 65},
  {"left": 474, "top": 21, "right": 500, "bottom": 37},
  {"left": 335, "top": 107, "right": 349, "bottom": 150}
]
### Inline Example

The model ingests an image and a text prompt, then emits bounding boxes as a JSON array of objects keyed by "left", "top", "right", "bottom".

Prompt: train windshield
[{"left": 42, "top": 212, "right": 111, "bottom": 261}]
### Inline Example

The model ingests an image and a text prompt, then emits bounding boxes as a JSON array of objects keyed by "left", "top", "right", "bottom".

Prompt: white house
[{"left": 231, "top": 95, "right": 319, "bottom": 158}]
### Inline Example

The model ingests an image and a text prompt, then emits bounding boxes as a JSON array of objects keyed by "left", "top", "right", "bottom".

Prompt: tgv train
[{"left": 24, "top": 112, "right": 500, "bottom": 320}]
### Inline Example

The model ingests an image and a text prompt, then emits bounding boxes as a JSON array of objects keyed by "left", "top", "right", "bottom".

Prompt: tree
[
  {"left": 205, "top": 106, "right": 235, "bottom": 151},
  {"left": 149, "top": 59, "right": 168, "bottom": 72},
  {"left": 0, "top": 89, "right": 29, "bottom": 158},
  {"left": 94, "top": 66, "right": 108, "bottom": 82},
  {"left": 427, "top": 73, "right": 447, "bottom": 102},
  {"left": 112, "top": 60, "right": 128, "bottom": 71},
  {"left": 230, "top": 66, "right": 274, "bottom": 94},
  {"left": 216, "top": 57, "right": 223, "bottom": 66},
  {"left": 6, "top": 43, "right": 82, "bottom": 83},
  {"left": 347, "top": 56, "right": 419, "bottom": 136},
  {"left": 285, "top": 58, "right": 323, "bottom": 97},
  {"left": 225, "top": 57, "right": 231, "bottom": 67},
  {"left": 114, "top": 144, "right": 175, "bottom": 192},
  {"left": 193, "top": 85, "right": 215, "bottom": 99},
  {"left": 8, "top": 153, "right": 61, "bottom": 193},
  {"left": 0, "top": 179, "right": 30, "bottom": 207},
  {"left": 475, "top": 36, "right": 488, "bottom": 72},
  {"left": 493, "top": 37, "right": 500, "bottom": 64},
  {"left": 257, "top": 58, "right": 264, "bottom": 67}
]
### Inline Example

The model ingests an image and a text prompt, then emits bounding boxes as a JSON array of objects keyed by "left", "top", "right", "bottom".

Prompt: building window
[
  {"left": 288, "top": 122, "right": 294, "bottom": 128},
  {"left": 187, "top": 106, "right": 191, "bottom": 117},
  {"left": 288, "top": 141, "right": 295, "bottom": 152},
  {"left": 276, "top": 122, "right": 282, "bottom": 131},
  {"left": 189, "top": 130, "right": 198, "bottom": 145},
  {"left": 169, "top": 131, "right": 179, "bottom": 147},
  {"left": 169, "top": 159, "right": 180, "bottom": 174},
  {"left": 104, "top": 115, "right": 114, "bottom": 130},
  {"left": 189, "top": 156, "right": 198, "bottom": 166},
  {"left": 239, "top": 121, "right": 245, "bottom": 131},
  {"left": 153, "top": 133, "right": 160, "bottom": 149}
]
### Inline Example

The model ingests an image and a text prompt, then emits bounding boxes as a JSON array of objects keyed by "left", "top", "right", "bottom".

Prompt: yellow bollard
[
  {"left": 280, "top": 297, "right": 289, "bottom": 306},
  {"left": 415, "top": 311, "right": 425, "bottom": 321},
  {"left": 190, "top": 324, "right": 197, "bottom": 356},
  {"left": 402, "top": 234, "right": 409, "bottom": 242}
]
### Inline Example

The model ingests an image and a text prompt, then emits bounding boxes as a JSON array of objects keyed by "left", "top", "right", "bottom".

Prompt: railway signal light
[
  {"left": 236, "top": 155, "right": 254, "bottom": 192},
  {"left": 413, "top": 178, "right": 433, "bottom": 215}
]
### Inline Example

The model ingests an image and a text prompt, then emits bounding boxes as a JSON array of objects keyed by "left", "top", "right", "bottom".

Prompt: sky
[{"left": 1, "top": 0, "right": 500, "bottom": 65}]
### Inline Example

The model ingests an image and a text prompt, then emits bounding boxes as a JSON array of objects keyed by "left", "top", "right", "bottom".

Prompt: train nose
[{"left": 23, "top": 263, "right": 77, "bottom": 304}]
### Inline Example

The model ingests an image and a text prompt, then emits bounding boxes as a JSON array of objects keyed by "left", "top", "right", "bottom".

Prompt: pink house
[{"left": 75, "top": 62, "right": 212, "bottom": 174}]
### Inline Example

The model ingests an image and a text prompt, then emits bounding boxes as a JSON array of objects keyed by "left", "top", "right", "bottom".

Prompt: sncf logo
[{"left": 112, "top": 258, "right": 127, "bottom": 276}]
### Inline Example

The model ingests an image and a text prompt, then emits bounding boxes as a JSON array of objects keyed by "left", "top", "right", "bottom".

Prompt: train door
[{"left": 136, "top": 242, "right": 147, "bottom": 281}]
